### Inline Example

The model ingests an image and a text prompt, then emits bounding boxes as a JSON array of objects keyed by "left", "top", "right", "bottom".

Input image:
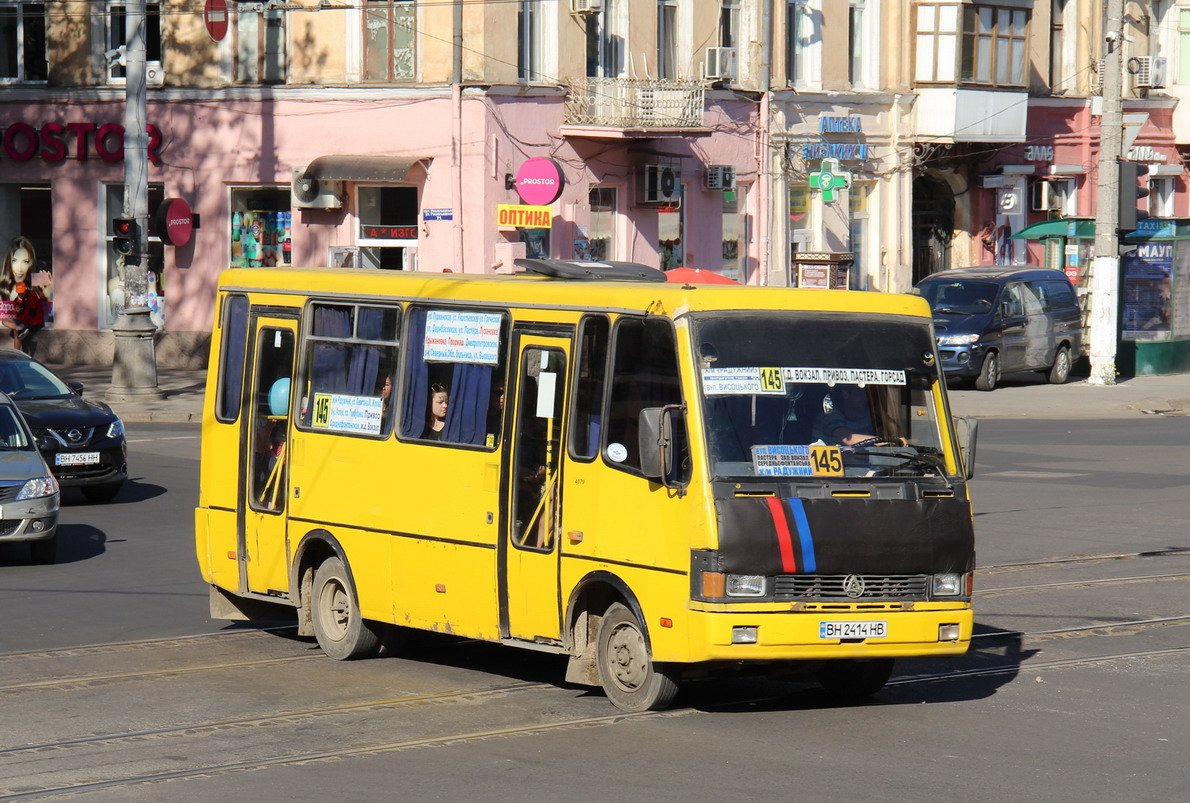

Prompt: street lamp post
[{"left": 108, "top": 0, "right": 162, "bottom": 402}]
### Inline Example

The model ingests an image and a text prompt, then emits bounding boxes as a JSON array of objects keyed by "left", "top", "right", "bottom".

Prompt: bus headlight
[
  {"left": 725, "top": 574, "right": 766, "bottom": 597},
  {"left": 932, "top": 573, "right": 964, "bottom": 596}
]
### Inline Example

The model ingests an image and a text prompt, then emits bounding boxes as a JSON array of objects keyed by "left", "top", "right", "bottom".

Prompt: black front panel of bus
[{"left": 714, "top": 496, "right": 974, "bottom": 576}]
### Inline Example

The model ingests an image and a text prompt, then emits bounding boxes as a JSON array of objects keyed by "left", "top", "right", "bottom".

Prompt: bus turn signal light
[{"left": 701, "top": 571, "right": 725, "bottom": 599}]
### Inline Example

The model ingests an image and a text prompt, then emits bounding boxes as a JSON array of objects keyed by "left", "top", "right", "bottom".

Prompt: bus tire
[
  {"left": 596, "top": 602, "right": 679, "bottom": 712},
  {"left": 311, "top": 557, "right": 382, "bottom": 660},
  {"left": 815, "top": 658, "right": 894, "bottom": 699}
]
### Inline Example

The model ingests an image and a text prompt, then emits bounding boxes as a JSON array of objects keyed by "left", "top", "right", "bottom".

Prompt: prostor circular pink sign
[
  {"left": 157, "top": 197, "right": 194, "bottom": 247},
  {"left": 515, "top": 158, "right": 565, "bottom": 206}
]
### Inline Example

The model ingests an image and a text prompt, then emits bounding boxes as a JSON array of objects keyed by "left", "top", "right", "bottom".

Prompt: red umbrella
[{"left": 664, "top": 267, "right": 740, "bottom": 285}]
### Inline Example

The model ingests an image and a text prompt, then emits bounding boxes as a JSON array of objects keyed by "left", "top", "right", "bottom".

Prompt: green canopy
[{"left": 1011, "top": 219, "right": 1095, "bottom": 240}]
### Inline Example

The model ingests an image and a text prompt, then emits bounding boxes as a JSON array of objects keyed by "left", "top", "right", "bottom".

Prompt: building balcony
[
  {"left": 562, "top": 78, "right": 707, "bottom": 137},
  {"left": 913, "top": 87, "right": 1029, "bottom": 143}
]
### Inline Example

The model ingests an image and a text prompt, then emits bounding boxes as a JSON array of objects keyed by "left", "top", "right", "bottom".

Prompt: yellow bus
[{"left": 195, "top": 259, "right": 977, "bottom": 711}]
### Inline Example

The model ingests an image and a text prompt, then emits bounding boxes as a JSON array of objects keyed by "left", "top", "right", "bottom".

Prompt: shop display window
[
  {"left": 659, "top": 196, "right": 684, "bottom": 271},
  {"left": 230, "top": 187, "right": 291, "bottom": 269},
  {"left": 0, "top": 182, "right": 52, "bottom": 327},
  {"left": 576, "top": 187, "right": 616, "bottom": 261},
  {"left": 722, "top": 188, "right": 741, "bottom": 281},
  {"left": 103, "top": 183, "right": 165, "bottom": 330}
]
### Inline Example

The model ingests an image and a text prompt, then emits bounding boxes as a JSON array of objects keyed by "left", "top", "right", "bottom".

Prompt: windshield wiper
[{"left": 850, "top": 447, "right": 951, "bottom": 483}]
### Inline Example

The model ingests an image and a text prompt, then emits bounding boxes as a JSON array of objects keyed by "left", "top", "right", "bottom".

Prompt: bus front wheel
[
  {"left": 815, "top": 658, "right": 894, "bottom": 699},
  {"left": 596, "top": 602, "right": 679, "bottom": 712},
  {"left": 311, "top": 557, "right": 382, "bottom": 660}
]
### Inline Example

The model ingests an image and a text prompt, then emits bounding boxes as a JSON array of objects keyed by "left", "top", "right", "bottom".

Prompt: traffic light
[
  {"left": 111, "top": 217, "right": 137, "bottom": 256},
  {"left": 1117, "top": 160, "right": 1150, "bottom": 234}
]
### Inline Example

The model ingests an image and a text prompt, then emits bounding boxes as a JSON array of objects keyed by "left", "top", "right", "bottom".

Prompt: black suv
[{"left": 0, "top": 350, "right": 127, "bottom": 502}]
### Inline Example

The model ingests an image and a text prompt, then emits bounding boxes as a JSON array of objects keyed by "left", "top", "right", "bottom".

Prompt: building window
[
  {"left": 914, "top": 3, "right": 958, "bottom": 83},
  {"left": 787, "top": 0, "right": 819, "bottom": 87},
  {"left": 849, "top": 182, "right": 870, "bottom": 290},
  {"left": 721, "top": 188, "right": 741, "bottom": 281},
  {"left": 1179, "top": 8, "right": 1190, "bottom": 84},
  {"left": 518, "top": 1, "right": 547, "bottom": 82},
  {"left": 1150, "top": 177, "right": 1175, "bottom": 217},
  {"left": 583, "top": 187, "right": 617, "bottom": 261},
  {"left": 585, "top": 0, "right": 623, "bottom": 77},
  {"left": 235, "top": 3, "right": 286, "bottom": 84},
  {"left": 659, "top": 195, "right": 683, "bottom": 270},
  {"left": 916, "top": 3, "right": 1028, "bottom": 87},
  {"left": 364, "top": 0, "right": 415, "bottom": 82},
  {"left": 106, "top": 2, "right": 162, "bottom": 85},
  {"left": 720, "top": 0, "right": 739, "bottom": 48},
  {"left": 849, "top": 1, "right": 866, "bottom": 87},
  {"left": 0, "top": 2, "right": 47, "bottom": 82},
  {"left": 1049, "top": 0, "right": 1070, "bottom": 91},
  {"left": 357, "top": 185, "right": 419, "bottom": 269},
  {"left": 657, "top": 0, "right": 677, "bottom": 80}
]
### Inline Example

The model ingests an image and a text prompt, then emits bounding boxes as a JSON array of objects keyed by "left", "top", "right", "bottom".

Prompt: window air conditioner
[
  {"left": 570, "top": 0, "right": 602, "bottom": 13},
  {"left": 705, "top": 165, "right": 737, "bottom": 190},
  {"left": 643, "top": 165, "right": 682, "bottom": 204},
  {"left": 291, "top": 168, "right": 344, "bottom": 209},
  {"left": 1133, "top": 56, "right": 1166, "bottom": 88},
  {"left": 704, "top": 47, "right": 738, "bottom": 81}
]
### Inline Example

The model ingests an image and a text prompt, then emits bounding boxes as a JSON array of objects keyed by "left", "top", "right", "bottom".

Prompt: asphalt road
[{"left": 1, "top": 418, "right": 1187, "bottom": 801}]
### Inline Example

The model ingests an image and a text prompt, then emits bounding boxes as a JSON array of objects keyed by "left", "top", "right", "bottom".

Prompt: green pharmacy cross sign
[{"left": 809, "top": 158, "right": 853, "bottom": 203}]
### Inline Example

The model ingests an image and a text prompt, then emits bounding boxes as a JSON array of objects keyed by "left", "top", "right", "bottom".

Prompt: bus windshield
[{"left": 692, "top": 312, "right": 955, "bottom": 480}]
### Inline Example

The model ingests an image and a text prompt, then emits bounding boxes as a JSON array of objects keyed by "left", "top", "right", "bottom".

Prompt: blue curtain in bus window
[
  {"left": 347, "top": 307, "right": 384, "bottom": 396},
  {"left": 311, "top": 306, "right": 352, "bottom": 396},
  {"left": 401, "top": 307, "right": 429, "bottom": 438},
  {"left": 444, "top": 363, "right": 492, "bottom": 445}
]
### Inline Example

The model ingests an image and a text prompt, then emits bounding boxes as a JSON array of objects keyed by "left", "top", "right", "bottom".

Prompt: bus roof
[{"left": 217, "top": 266, "right": 933, "bottom": 320}]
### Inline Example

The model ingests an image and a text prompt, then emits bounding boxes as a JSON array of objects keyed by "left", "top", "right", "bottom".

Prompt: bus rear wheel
[
  {"left": 596, "top": 602, "right": 679, "bottom": 712},
  {"left": 815, "top": 658, "right": 894, "bottom": 699},
  {"left": 311, "top": 557, "right": 382, "bottom": 660}
]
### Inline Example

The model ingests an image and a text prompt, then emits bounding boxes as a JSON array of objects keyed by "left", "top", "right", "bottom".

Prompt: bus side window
[
  {"left": 605, "top": 317, "right": 688, "bottom": 482},
  {"left": 570, "top": 315, "right": 609, "bottom": 461},
  {"left": 400, "top": 305, "right": 508, "bottom": 448},
  {"left": 216, "top": 295, "right": 250, "bottom": 422},
  {"left": 298, "top": 303, "right": 400, "bottom": 437}
]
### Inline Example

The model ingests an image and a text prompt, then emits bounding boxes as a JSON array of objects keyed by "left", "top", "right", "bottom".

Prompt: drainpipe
[
  {"left": 757, "top": 0, "right": 773, "bottom": 285},
  {"left": 452, "top": 0, "right": 464, "bottom": 272}
]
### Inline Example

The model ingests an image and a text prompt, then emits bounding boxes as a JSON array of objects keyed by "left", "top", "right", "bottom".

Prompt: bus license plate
[
  {"left": 56, "top": 452, "right": 100, "bottom": 466},
  {"left": 819, "top": 621, "right": 887, "bottom": 640}
]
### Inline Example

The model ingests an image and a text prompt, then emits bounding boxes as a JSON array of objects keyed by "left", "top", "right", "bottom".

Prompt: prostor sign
[{"left": 1, "top": 121, "right": 164, "bottom": 164}]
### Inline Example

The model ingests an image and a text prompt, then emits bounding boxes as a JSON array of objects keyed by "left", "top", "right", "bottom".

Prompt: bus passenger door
[
  {"left": 501, "top": 336, "right": 569, "bottom": 642},
  {"left": 240, "top": 316, "right": 297, "bottom": 596}
]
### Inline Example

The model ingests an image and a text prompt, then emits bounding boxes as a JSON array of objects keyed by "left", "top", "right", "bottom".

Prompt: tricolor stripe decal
[
  {"left": 765, "top": 497, "right": 797, "bottom": 573},
  {"left": 787, "top": 497, "right": 817, "bottom": 573}
]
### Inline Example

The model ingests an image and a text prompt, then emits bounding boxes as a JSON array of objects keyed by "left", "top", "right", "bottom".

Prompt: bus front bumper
[{"left": 670, "top": 605, "right": 973, "bottom": 663}]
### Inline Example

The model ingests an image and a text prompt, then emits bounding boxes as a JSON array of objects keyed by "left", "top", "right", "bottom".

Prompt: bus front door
[
  {"left": 239, "top": 316, "right": 297, "bottom": 596},
  {"left": 501, "top": 337, "right": 568, "bottom": 642}
]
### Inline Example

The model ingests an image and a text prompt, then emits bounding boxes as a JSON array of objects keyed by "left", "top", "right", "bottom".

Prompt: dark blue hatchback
[
  {"left": 0, "top": 349, "right": 127, "bottom": 501},
  {"left": 914, "top": 267, "right": 1082, "bottom": 391}
]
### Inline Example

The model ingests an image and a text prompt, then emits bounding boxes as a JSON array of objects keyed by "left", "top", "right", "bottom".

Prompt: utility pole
[
  {"left": 1089, "top": 0, "right": 1125, "bottom": 386},
  {"left": 108, "top": 0, "right": 162, "bottom": 402}
]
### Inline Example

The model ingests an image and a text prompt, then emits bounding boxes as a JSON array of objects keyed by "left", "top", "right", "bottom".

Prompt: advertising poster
[{"left": 1122, "top": 243, "right": 1172, "bottom": 339}]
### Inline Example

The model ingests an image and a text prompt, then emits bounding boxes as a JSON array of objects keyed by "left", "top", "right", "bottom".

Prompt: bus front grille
[{"left": 772, "top": 574, "right": 929, "bottom": 601}]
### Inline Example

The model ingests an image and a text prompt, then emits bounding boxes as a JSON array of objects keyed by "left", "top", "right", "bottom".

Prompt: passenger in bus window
[{"left": 421, "top": 383, "right": 449, "bottom": 440}]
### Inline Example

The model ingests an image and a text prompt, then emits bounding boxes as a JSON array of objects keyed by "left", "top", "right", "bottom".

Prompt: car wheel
[
  {"left": 311, "top": 556, "right": 382, "bottom": 660},
  {"left": 29, "top": 535, "right": 57, "bottom": 565},
  {"left": 1047, "top": 345, "right": 1071, "bottom": 385},
  {"left": 81, "top": 482, "right": 122, "bottom": 503},
  {"left": 596, "top": 602, "right": 679, "bottom": 712},
  {"left": 974, "top": 351, "right": 999, "bottom": 392}
]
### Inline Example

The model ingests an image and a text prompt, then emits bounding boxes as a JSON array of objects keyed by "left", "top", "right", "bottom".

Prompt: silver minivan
[{"left": 0, "top": 392, "right": 60, "bottom": 564}]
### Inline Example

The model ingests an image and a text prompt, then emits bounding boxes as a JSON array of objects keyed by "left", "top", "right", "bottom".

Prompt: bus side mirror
[
  {"left": 952, "top": 415, "right": 978, "bottom": 479},
  {"left": 638, "top": 406, "right": 672, "bottom": 482}
]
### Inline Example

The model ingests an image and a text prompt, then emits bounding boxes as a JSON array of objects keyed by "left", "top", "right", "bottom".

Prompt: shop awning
[
  {"left": 301, "top": 155, "right": 428, "bottom": 182},
  {"left": 1011, "top": 219, "right": 1095, "bottom": 239}
]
